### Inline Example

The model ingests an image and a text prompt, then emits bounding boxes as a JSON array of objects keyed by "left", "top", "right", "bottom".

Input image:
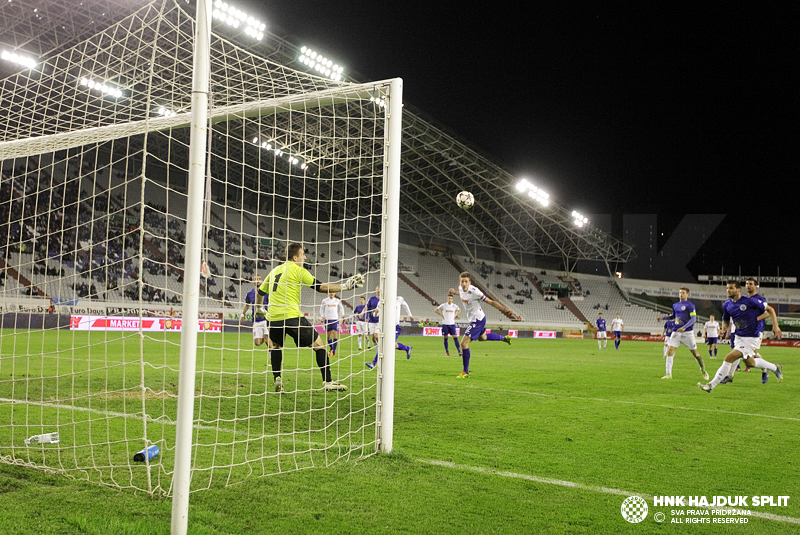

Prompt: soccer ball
[{"left": 456, "top": 191, "right": 474, "bottom": 210}]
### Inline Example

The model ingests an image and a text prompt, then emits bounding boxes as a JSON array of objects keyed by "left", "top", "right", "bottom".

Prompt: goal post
[
  {"left": 0, "top": 0, "right": 403, "bottom": 515},
  {"left": 171, "top": 0, "right": 211, "bottom": 531},
  {"left": 377, "top": 77, "right": 403, "bottom": 454}
]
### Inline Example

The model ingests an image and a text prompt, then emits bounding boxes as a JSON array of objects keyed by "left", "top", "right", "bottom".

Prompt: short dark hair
[
  {"left": 286, "top": 242, "right": 303, "bottom": 261},
  {"left": 679, "top": 287, "right": 690, "bottom": 293},
  {"left": 727, "top": 280, "right": 741, "bottom": 289},
  {"left": 460, "top": 271, "right": 471, "bottom": 280},
  {"left": 745, "top": 277, "right": 757, "bottom": 284}
]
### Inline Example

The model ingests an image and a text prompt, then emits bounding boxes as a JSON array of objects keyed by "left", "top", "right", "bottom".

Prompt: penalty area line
[
  {"left": 411, "top": 380, "right": 800, "bottom": 422},
  {"left": 418, "top": 459, "right": 800, "bottom": 525}
]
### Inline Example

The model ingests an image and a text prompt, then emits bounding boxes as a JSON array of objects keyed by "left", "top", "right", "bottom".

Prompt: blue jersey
[
  {"left": 663, "top": 300, "right": 696, "bottom": 332},
  {"left": 245, "top": 288, "right": 268, "bottom": 323},
  {"left": 366, "top": 296, "right": 380, "bottom": 323},
  {"left": 663, "top": 320, "right": 675, "bottom": 337},
  {"left": 749, "top": 293, "right": 769, "bottom": 334},
  {"left": 595, "top": 318, "right": 606, "bottom": 331},
  {"left": 354, "top": 304, "right": 367, "bottom": 322},
  {"left": 722, "top": 295, "right": 766, "bottom": 338}
]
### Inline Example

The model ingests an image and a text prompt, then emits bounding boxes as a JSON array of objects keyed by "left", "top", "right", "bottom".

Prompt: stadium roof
[{"left": 0, "top": 0, "right": 635, "bottom": 272}]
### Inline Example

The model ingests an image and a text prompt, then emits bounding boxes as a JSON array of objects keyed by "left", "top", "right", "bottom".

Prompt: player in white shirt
[
  {"left": 611, "top": 313, "right": 624, "bottom": 350},
  {"left": 703, "top": 315, "right": 720, "bottom": 359},
  {"left": 320, "top": 292, "right": 345, "bottom": 357},
  {"left": 448, "top": 271, "right": 513, "bottom": 379},
  {"left": 366, "top": 294, "right": 414, "bottom": 368},
  {"left": 435, "top": 294, "right": 462, "bottom": 357}
]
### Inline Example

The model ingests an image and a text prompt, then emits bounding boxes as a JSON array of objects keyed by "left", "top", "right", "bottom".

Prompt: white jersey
[
  {"left": 320, "top": 297, "right": 345, "bottom": 321},
  {"left": 611, "top": 318, "right": 624, "bottom": 331},
  {"left": 459, "top": 284, "right": 487, "bottom": 323},
  {"left": 396, "top": 296, "right": 413, "bottom": 325},
  {"left": 704, "top": 321, "right": 719, "bottom": 338},
  {"left": 437, "top": 303, "right": 459, "bottom": 325}
]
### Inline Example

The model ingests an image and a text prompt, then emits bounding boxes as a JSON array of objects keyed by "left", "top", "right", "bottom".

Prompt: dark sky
[{"left": 253, "top": 1, "right": 797, "bottom": 279}]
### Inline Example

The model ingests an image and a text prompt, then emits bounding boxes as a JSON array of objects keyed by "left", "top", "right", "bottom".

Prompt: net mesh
[{"left": 0, "top": 0, "right": 392, "bottom": 495}]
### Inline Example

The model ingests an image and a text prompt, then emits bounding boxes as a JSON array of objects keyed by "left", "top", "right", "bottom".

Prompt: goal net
[{"left": 0, "top": 0, "right": 400, "bottom": 496}]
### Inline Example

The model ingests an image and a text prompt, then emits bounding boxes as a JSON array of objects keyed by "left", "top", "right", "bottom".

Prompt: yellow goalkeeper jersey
[{"left": 259, "top": 262, "right": 316, "bottom": 321}]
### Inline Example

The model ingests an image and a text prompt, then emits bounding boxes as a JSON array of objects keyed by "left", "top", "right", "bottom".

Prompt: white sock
[
  {"left": 663, "top": 344, "right": 669, "bottom": 357},
  {"left": 709, "top": 361, "right": 733, "bottom": 388},
  {"left": 753, "top": 357, "right": 777, "bottom": 372},
  {"left": 598, "top": 340, "right": 602, "bottom": 349},
  {"left": 729, "top": 358, "right": 741, "bottom": 377},
  {"left": 666, "top": 356, "right": 674, "bottom": 376}
]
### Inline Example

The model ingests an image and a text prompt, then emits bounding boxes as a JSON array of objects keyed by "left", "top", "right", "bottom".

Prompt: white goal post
[{"left": 0, "top": 0, "right": 402, "bottom": 529}]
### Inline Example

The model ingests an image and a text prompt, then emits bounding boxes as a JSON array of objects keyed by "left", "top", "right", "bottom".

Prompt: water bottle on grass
[{"left": 133, "top": 445, "right": 160, "bottom": 462}]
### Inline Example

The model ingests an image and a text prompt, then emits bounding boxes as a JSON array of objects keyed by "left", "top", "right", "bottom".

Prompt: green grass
[{"left": 1, "top": 332, "right": 799, "bottom": 534}]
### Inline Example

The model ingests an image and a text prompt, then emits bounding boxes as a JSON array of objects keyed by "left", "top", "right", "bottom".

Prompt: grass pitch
[{"left": 1, "top": 333, "right": 798, "bottom": 534}]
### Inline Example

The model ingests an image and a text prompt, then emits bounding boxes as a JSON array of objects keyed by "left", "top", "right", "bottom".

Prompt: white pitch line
[
  {"left": 411, "top": 380, "right": 800, "bottom": 422},
  {"left": 0, "top": 397, "right": 225, "bottom": 434},
  {"left": 418, "top": 459, "right": 800, "bottom": 525},
  {"left": 0, "top": 397, "right": 373, "bottom": 451}
]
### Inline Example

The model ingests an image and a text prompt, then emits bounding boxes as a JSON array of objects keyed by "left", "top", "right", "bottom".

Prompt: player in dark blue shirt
[
  {"left": 661, "top": 319, "right": 675, "bottom": 378},
  {"left": 353, "top": 296, "right": 368, "bottom": 350},
  {"left": 595, "top": 313, "right": 607, "bottom": 350},
  {"left": 657, "top": 287, "right": 708, "bottom": 381},
  {"left": 721, "top": 277, "right": 784, "bottom": 385},
  {"left": 240, "top": 275, "right": 270, "bottom": 347},
  {"left": 699, "top": 280, "right": 782, "bottom": 393},
  {"left": 366, "top": 286, "right": 380, "bottom": 344}
]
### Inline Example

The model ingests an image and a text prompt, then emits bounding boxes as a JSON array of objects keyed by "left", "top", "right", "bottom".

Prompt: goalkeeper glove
[
  {"left": 254, "top": 305, "right": 267, "bottom": 319},
  {"left": 343, "top": 273, "right": 364, "bottom": 291}
]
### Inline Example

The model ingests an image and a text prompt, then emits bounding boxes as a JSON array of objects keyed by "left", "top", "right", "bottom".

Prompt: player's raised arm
[{"left": 484, "top": 296, "right": 513, "bottom": 318}]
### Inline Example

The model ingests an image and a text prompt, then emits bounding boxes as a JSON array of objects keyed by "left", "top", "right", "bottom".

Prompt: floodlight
[
  {"left": 211, "top": 2, "right": 265, "bottom": 40},
  {"left": 2, "top": 50, "right": 37, "bottom": 70},
  {"left": 79, "top": 77, "right": 124, "bottom": 98},
  {"left": 515, "top": 178, "right": 549, "bottom": 206},
  {"left": 298, "top": 46, "right": 345, "bottom": 81},
  {"left": 571, "top": 210, "right": 589, "bottom": 227}
]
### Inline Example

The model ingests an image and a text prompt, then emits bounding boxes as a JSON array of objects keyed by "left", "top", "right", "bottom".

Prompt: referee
[{"left": 257, "top": 242, "right": 363, "bottom": 393}]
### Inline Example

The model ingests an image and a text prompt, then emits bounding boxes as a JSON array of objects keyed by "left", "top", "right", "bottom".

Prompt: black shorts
[{"left": 268, "top": 316, "right": 318, "bottom": 348}]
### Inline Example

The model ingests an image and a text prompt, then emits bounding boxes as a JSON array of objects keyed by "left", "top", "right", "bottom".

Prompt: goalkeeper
[{"left": 257, "top": 242, "right": 363, "bottom": 393}]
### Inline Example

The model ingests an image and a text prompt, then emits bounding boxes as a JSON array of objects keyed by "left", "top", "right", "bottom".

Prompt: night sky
[{"left": 253, "top": 2, "right": 797, "bottom": 281}]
